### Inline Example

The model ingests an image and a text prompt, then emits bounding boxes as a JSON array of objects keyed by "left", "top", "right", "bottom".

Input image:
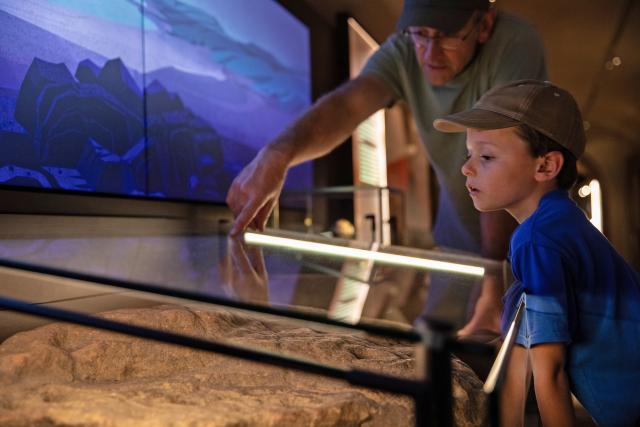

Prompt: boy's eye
[{"left": 481, "top": 155, "right": 494, "bottom": 161}]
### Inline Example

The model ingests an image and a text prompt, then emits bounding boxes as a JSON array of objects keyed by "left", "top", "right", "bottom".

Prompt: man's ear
[
  {"left": 534, "top": 151, "right": 564, "bottom": 182},
  {"left": 477, "top": 9, "right": 497, "bottom": 44}
]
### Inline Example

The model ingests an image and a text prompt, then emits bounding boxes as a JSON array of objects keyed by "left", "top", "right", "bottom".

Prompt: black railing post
[
  {"left": 414, "top": 328, "right": 431, "bottom": 427},
  {"left": 415, "top": 319, "right": 453, "bottom": 427},
  {"left": 431, "top": 329, "right": 453, "bottom": 427}
]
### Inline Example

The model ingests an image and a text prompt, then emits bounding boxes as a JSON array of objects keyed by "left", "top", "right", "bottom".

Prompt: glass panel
[
  {"left": 0, "top": 214, "right": 501, "bottom": 332},
  {"left": 277, "top": 186, "right": 407, "bottom": 244}
]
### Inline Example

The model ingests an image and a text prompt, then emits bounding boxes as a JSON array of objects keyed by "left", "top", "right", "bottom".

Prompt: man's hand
[
  {"left": 226, "top": 147, "right": 290, "bottom": 236},
  {"left": 225, "top": 75, "right": 393, "bottom": 236},
  {"left": 457, "top": 210, "right": 518, "bottom": 338},
  {"left": 458, "top": 271, "right": 503, "bottom": 338}
]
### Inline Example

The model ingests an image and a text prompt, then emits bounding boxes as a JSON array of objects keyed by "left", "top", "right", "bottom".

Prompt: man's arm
[
  {"left": 458, "top": 211, "right": 517, "bottom": 336},
  {"left": 530, "top": 343, "right": 576, "bottom": 427},
  {"left": 227, "top": 74, "right": 394, "bottom": 235},
  {"left": 271, "top": 74, "right": 395, "bottom": 167},
  {"left": 480, "top": 210, "right": 517, "bottom": 260}
]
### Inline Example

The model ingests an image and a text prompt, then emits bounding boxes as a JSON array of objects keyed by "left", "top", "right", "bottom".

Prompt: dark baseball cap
[
  {"left": 397, "top": 0, "right": 490, "bottom": 34},
  {"left": 433, "top": 79, "right": 586, "bottom": 158}
]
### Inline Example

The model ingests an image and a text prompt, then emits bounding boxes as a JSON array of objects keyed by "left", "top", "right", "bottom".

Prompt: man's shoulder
[
  {"left": 364, "top": 32, "right": 414, "bottom": 73},
  {"left": 377, "top": 32, "right": 410, "bottom": 55},
  {"left": 486, "top": 10, "right": 545, "bottom": 55},
  {"left": 493, "top": 10, "right": 540, "bottom": 36},
  {"left": 473, "top": 10, "right": 547, "bottom": 87}
]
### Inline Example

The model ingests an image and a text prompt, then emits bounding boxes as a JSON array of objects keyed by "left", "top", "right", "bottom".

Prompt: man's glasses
[{"left": 402, "top": 15, "right": 483, "bottom": 51}]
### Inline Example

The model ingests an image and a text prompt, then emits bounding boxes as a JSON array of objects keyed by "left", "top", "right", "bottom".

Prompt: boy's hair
[{"left": 515, "top": 124, "right": 578, "bottom": 190}]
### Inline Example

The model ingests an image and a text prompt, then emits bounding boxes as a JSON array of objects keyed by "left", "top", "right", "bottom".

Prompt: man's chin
[{"left": 422, "top": 69, "right": 452, "bottom": 86}]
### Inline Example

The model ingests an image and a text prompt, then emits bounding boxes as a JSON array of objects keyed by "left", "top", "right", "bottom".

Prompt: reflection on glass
[
  {"left": 0, "top": 223, "right": 507, "bottom": 333},
  {"left": 219, "top": 237, "right": 268, "bottom": 303}
]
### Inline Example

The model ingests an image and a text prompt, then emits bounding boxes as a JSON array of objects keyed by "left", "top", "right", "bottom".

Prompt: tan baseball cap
[{"left": 433, "top": 79, "right": 586, "bottom": 158}]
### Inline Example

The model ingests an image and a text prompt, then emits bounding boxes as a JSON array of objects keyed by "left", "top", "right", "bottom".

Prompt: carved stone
[{"left": 0, "top": 305, "right": 487, "bottom": 426}]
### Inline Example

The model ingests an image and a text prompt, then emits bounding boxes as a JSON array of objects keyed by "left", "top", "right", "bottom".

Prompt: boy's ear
[{"left": 534, "top": 151, "right": 564, "bottom": 183}]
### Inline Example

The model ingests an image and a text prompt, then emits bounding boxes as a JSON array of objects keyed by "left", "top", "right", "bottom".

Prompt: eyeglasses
[{"left": 402, "top": 16, "right": 483, "bottom": 51}]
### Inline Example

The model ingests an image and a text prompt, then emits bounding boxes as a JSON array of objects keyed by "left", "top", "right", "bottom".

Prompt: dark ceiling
[{"left": 302, "top": 0, "right": 640, "bottom": 153}]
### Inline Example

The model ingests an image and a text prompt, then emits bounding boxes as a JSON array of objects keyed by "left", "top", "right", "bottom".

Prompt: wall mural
[{"left": 0, "top": 0, "right": 312, "bottom": 202}]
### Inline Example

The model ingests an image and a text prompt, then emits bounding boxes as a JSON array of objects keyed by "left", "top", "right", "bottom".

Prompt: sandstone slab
[{"left": 0, "top": 305, "right": 487, "bottom": 426}]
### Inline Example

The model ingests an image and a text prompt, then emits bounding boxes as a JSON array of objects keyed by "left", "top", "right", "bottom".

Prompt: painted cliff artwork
[{"left": 0, "top": 0, "right": 312, "bottom": 202}]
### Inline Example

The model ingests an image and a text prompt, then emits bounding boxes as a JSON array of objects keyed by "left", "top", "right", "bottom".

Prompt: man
[{"left": 226, "top": 0, "right": 547, "bottom": 335}]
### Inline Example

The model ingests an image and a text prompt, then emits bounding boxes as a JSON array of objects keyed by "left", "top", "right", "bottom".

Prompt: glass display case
[
  {"left": 277, "top": 185, "right": 409, "bottom": 246},
  {"left": 0, "top": 213, "right": 509, "bottom": 426}
]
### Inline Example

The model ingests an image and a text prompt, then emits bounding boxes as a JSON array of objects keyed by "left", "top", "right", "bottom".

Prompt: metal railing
[{"left": 0, "top": 256, "right": 497, "bottom": 426}]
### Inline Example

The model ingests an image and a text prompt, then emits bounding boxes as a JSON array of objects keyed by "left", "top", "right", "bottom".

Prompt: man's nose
[{"left": 423, "top": 39, "right": 444, "bottom": 60}]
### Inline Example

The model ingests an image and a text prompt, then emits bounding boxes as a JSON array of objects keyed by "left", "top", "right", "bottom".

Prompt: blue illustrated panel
[
  {"left": 0, "top": 0, "right": 312, "bottom": 202},
  {"left": 142, "top": 0, "right": 312, "bottom": 201},
  {"left": 0, "top": 0, "right": 146, "bottom": 194}
]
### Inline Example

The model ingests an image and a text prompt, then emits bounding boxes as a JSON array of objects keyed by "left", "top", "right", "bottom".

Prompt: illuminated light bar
[
  {"left": 589, "top": 179, "right": 603, "bottom": 232},
  {"left": 244, "top": 233, "right": 485, "bottom": 277}
]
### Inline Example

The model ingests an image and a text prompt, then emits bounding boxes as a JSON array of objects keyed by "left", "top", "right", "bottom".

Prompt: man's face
[
  {"left": 408, "top": 12, "right": 492, "bottom": 86},
  {"left": 461, "top": 127, "right": 544, "bottom": 222}
]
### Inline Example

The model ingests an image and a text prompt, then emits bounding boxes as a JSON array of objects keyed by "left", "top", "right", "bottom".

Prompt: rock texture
[
  {"left": 0, "top": 305, "right": 487, "bottom": 426},
  {"left": 3, "top": 56, "right": 228, "bottom": 198}
]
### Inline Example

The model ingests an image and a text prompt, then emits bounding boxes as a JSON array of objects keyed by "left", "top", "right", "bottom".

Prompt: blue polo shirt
[{"left": 501, "top": 189, "right": 640, "bottom": 427}]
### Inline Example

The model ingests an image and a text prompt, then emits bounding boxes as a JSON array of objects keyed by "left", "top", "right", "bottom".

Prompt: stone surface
[{"left": 0, "top": 305, "right": 487, "bottom": 426}]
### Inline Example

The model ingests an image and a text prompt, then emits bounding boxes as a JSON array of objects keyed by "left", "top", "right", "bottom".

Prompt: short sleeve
[
  {"left": 489, "top": 15, "right": 548, "bottom": 86},
  {"left": 360, "top": 34, "right": 411, "bottom": 102},
  {"left": 511, "top": 243, "right": 572, "bottom": 347}
]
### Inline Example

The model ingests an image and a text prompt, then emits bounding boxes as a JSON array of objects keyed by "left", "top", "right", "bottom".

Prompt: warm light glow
[
  {"left": 578, "top": 185, "right": 591, "bottom": 198},
  {"left": 589, "top": 179, "right": 602, "bottom": 232},
  {"left": 348, "top": 18, "right": 390, "bottom": 245},
  {"left": 244, "top": 233, "right": 485, "bottom": 276},
  {"left": 612, "top": 56, "right": 622, "bottom": 66}
]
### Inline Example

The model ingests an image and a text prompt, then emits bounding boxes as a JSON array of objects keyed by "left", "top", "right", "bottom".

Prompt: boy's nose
[{"left": 461, "top": 159, "right": 474, "bottom": 177}]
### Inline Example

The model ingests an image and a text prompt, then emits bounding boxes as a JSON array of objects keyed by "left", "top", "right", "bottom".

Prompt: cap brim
[
  {"left": 434, "top": 109, "right": 522, "bottom": 133},
  {"left": 397, "top": 7, "right": 474, "bottom": 33}
]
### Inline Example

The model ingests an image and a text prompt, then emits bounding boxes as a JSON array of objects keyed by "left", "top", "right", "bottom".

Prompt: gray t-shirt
[{"left": 362, "top": 11, "right": 547, "bottom": 254}]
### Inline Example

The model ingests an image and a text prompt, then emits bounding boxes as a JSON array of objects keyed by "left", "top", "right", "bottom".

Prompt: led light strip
[
  {"left": 589, "top": 179, "right": 602, "bottom": 232},
  {"left": 244, "top": 233, "right": 485, "bottom": 277}
]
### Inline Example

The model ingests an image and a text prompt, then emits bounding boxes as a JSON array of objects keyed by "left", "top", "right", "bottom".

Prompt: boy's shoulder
[{"left": 511, "top": 190, "right": 583, "bottom": 252}]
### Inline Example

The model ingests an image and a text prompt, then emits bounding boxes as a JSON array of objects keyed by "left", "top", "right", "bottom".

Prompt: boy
[{"left": 433, "top": 79, "right": 640, "bottom": 427}]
